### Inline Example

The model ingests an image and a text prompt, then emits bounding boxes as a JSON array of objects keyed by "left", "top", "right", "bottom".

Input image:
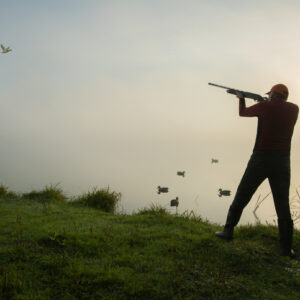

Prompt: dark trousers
[{"left": 225, "top": 151, "right": 292, "bottom": 228}]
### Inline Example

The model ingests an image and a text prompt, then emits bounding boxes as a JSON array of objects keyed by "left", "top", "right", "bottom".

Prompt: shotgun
[{"left": 208, "top": 82, "right": 267, "bottom": 102}]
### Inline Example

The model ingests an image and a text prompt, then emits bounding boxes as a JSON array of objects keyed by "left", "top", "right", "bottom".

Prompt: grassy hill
[{"left": 1, "top": 196, "right": 300, "bottom": 299}]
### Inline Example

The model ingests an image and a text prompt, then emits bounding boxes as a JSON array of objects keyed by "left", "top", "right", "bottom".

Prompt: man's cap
[{"left": 267, "top": 84, "right": 289, "bottom": 99}]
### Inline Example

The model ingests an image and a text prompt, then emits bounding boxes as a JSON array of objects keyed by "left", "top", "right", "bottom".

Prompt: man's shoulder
[{"left": 286, "top": 101, "right": 299, "bottom": 111}]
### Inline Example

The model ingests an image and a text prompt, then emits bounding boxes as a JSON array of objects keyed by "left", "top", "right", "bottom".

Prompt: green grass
[
  {"left": 70, "top": 187, "right": 121, "bottom": 213},
  {"left": 0, "top": 184, "right": 18, "bottom": 199},
  {"left": 1, "top": 197, "right": 300, "bottom": 299},
  {"left": 22, "top": 184, "right": 67, "bottom": 203}
]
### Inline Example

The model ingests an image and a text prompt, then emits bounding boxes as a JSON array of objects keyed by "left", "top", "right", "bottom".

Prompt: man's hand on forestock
[{"left": 235, "top": 91, "right": 245, "bottom": 99}]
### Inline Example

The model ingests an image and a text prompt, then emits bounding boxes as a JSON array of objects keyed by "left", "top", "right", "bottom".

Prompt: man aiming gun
[{"left": 215, "top": 84, "right": 299, "bottom": 257}]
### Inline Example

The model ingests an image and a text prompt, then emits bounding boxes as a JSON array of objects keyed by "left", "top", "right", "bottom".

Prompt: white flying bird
[{"left": 1, "top": 44, "right": 12, "bottom": 53}]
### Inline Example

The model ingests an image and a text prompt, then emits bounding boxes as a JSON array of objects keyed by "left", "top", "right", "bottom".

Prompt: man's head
[{"left": 267, "top": 84, "right": 289, "bottom": 101}]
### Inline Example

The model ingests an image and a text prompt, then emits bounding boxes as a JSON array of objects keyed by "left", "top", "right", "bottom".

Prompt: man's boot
[
  {"left": 278, "top": 219, "right": 295, "bottom": 257},
  {"left": 215, "top": 205, "right": 242, "bottom": 240},
  {"left": 215, "top": 226, "right": 234, "bottom": 240}
]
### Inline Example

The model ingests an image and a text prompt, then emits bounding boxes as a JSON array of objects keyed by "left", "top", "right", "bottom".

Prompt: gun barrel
[{"left": 208, "top": 82, "right": 232, "bottom": 90}]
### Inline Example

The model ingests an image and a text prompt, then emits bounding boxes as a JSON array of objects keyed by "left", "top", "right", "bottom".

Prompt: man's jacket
[{"left": 239, "top": 97, "right": 299, "bottom": 154}]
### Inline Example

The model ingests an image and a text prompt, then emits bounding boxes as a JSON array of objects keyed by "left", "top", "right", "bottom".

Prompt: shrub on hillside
[
  {"left": 73, "top": 187, "right": 121, "bottom": 213},
  {"left": 137, "top": 203, "right": 169, "bottom": 216},
  {"left": 0, "top": 184, "right": 18, "bottom": 198},
  {"left": 0, "top": 185, "right": 8, "bottom": 197},
  {"left": 22, "top": 184, "right": 67, "bottom": 203}
]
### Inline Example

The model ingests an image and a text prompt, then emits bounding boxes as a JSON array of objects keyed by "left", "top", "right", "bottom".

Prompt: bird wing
[{"left": 1, "top": 45, "right": 5, "bottom": 51}]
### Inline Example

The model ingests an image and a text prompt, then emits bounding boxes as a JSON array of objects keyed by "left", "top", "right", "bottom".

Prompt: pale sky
[{"left": 1, "top": 0, "right": 300, "bottom": 225}]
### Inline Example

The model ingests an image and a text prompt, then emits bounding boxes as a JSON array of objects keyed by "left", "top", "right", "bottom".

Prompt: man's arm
[
  {"left": 237, "top": 92, "right": 262, "bottom": 117},
  {"left": 294, "top": 105, "right": 299, "bottom": 124}
]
